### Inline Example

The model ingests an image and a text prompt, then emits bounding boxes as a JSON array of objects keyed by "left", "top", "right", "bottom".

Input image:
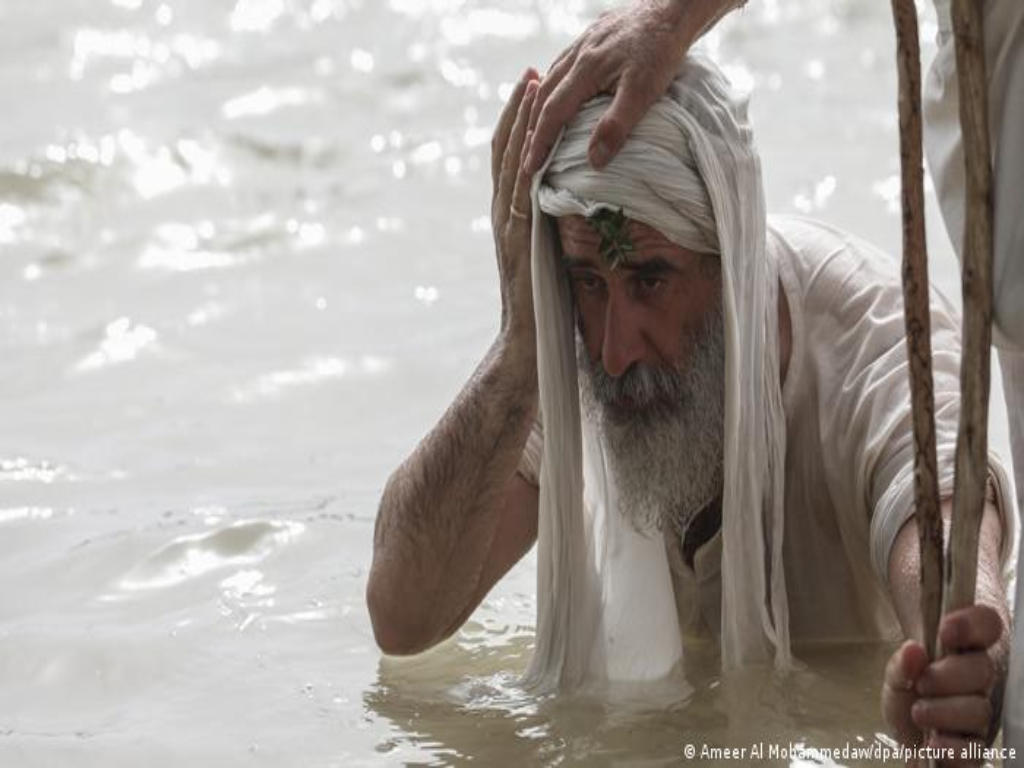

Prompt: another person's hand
[
  {"left": 523, "top": 0, "right": 741, "bottom": 174},
  {"left": 492, "top": 69, "right": 540, "bottom": 339},
  {"left": 882, "top": 604, "right": 1004, "bottom": 766}
]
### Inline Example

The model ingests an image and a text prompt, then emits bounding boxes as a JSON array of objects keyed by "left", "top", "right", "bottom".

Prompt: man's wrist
[
  {"left": 497, "top": 314, "right": 537, "bottom": 376},
  {"left": 664, "top": 0, "right": 746, "bottom": 47}
]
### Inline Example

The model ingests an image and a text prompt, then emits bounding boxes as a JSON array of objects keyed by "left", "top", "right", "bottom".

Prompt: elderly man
[
  {"left": 519, "top": 1, "right": 1024, "bottom": 759},
  {"left": 367, "top": 52, "right": 1016, "bottom": 760}
]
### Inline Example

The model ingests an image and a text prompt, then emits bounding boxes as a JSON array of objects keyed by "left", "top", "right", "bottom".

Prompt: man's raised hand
[
  {"left": 492, "top": 69, "right": 539, "bottom": 339},
  {"left": 522, "top": 0, "right": 739, "bottom": 174}
]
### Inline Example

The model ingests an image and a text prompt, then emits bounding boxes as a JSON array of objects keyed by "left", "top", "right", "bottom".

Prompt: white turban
[{"left": 523, "top": 53, "right": 792, "bottom": 691}]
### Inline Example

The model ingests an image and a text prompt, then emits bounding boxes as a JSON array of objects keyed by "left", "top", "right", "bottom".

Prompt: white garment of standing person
[{"left": 923, "top": 0, "right": 1024, "bottom": 758}]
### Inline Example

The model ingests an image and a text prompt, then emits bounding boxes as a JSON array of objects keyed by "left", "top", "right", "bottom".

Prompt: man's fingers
[
  {"left": 492, "top": 70, "right": 537, "bottom": 195},
  {"left": 939, "top": 605, "right": 1002, "bottom": 652},
  {"left": 492, "top": 74, "right": 527, "bottom": 195},
  {"left": 508, "top": 129, "right": 534, "bottom": 233},
  {"left": 912, "top": 695, "right": 992, "bottom": 737},
  {"left": 496, "top": 81, "right": 538, "bottom": 226},
  {"left": 535, "top": 43, "right": 581, "bottom": 113},
  {"left": 885, "top": 640, "right": 928, "bottom": 692},
  {"left": 543, "top": 37, "right": 582, "bottom": 95},
  {"left": 523, "top": 29, "right": 595, "bottom": 172},
  {"left": 524, "top": 58, "right": 599, "bottom": 174},
  {"left": 881, "top": 641, "right": 928, "bottom": 746},
  {"left": 916, "top": 651, "right": 995, "bottom": 697},
  {"left": 588, "top": 75, "right": 655, "bottom": 168},
  {"left": 525, "top": 48, "right": 575, "bottom": 144}
]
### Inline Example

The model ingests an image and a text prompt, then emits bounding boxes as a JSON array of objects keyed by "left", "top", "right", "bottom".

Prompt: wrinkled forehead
[{"left": 555, "top": 214, "right": 697, "bottom": 263}]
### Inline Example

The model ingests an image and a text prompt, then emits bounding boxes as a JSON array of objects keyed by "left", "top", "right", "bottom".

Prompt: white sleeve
[
  {"left": 865, "top": 302, "right": 1017, "bottom": 587},
  {"left": 804, "top": 234, "right": 1016, "bottom": 586}
]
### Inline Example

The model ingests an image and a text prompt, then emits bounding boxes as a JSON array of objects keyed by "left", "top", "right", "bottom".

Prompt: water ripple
[
  {"left": 230, "top": 0, "right": 286, "bottom": 33},
  {"left": 229, "top": 355, "right": 391, "bottom": 403},
  {"left": 139, "top": 222, "right": 242, "bottom": 272},
  {"left": 0, "top": 458, "right": 68, "bottom": 484},
  {"left": 438, "top": 10, "right": 538, "bottom": 45},
  {"left": 0, "top": 506, "right": 55, "bottom": 523},
  {"left": 0, "top": 203, "right": 27, "bottom": 243},
  {"left": 118, "top": 519, "right": 304, "bottom": 591},
  {"left": 74, "top": 317, "right": 158, "bottom": 372},
  {"left": 222, "top": 86, "right": 325, "bottom": 121},
  {"left": 69, "top": 27, "right": 221, "bottom": 92}
]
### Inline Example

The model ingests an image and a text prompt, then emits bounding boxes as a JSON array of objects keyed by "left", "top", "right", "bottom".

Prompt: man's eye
[
  {"left": 636, "top": 275, "right": 665, "bottom": 295},
  {"left": 573, "top": 273, "right": 604, "bottom": 293}
]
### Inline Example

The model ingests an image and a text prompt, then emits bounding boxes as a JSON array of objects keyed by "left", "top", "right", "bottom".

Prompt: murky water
[{"left": 0, "top": 0, "right": 1012, "bottom": 766}]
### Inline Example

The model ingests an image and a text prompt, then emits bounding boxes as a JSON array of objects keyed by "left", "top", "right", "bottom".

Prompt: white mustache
[{"left": 582, "top": 355, "right": 687, "bottom": 412}]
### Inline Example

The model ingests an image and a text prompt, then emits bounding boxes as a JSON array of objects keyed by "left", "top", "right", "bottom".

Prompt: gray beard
[{"left": 576, "top": 305, "right": 725, "bottom": 539}]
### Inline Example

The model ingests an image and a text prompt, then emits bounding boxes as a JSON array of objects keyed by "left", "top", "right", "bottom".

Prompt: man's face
[
  {"left": 557, "top": 214, "right": 725, "bottom": 535},
  {"left": 557, "top": 215, "right": 722, "bottom": 402}
]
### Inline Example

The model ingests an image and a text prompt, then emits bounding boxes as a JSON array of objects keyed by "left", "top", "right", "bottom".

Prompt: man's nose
[{"left": 600, "top": 292, "right": 646, "bottom": 379}]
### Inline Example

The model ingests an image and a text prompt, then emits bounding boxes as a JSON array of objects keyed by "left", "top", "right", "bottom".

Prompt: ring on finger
[{"left": 510, "top": 205, "right": 529, "bottom": 220}]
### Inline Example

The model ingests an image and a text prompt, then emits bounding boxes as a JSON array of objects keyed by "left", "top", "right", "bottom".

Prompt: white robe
[
  {"left": 923, "top": 0, "right": 1024, "bottom": 752},
  {"left": 519, "top": 216, "right": 1018, "bottom": 646}
]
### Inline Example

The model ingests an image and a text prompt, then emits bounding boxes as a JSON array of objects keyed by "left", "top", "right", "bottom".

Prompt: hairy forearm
[{"left": 367, "top": 329, "right": 537, "bottom": 654}]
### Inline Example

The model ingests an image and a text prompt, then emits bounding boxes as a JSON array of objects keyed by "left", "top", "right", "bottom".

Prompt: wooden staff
[
  {"left": 891, "top": 0, "right": 944, "bottom": 662},
  {"left": 945, "top": 0, "right": 994, "bottom": 617}
]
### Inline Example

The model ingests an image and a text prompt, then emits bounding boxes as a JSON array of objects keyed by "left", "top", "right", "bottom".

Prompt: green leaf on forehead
[{"left": 586, "top": 208, "right": 634, "bottom": 270}]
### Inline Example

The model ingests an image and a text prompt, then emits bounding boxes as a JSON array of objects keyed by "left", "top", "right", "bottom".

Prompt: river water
[{"left": 0, "top": 0, "right": 1013, "bottom": 766}]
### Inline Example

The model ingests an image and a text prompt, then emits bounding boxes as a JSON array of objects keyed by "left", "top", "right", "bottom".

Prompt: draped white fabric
[
  {"left": 522, "top": 54, "right": 792, "bottom": 692},
  {"left": 924, "top": 0, "right": 1024, "bottom": 752}
]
